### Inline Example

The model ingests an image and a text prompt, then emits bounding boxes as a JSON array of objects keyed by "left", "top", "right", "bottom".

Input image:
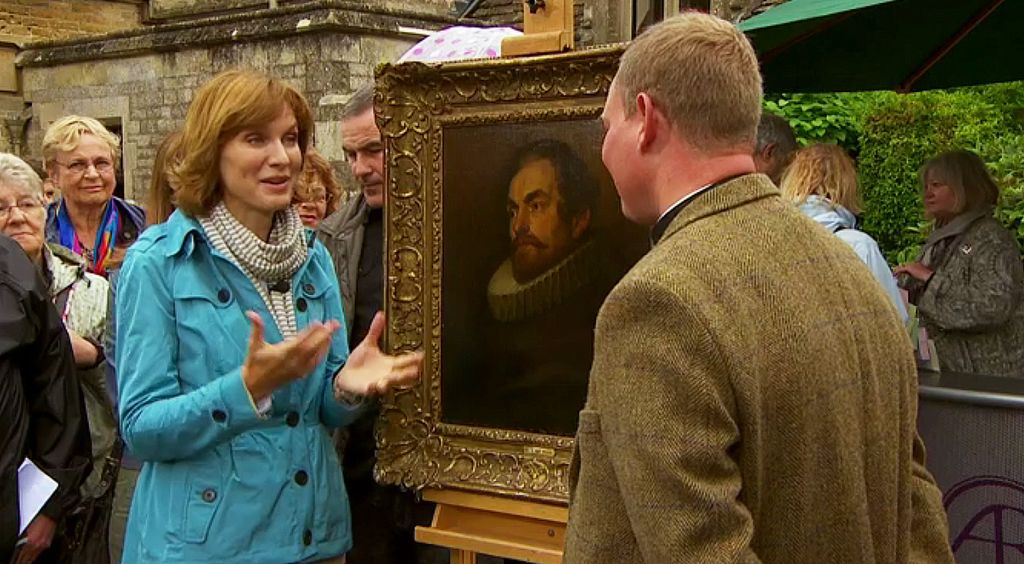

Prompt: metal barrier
[{"left": 918, "top": 370, "right": 1024, "bottom": 563}]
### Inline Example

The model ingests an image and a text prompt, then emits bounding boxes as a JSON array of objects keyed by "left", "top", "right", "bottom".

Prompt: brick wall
[{"left": 0, "top": 1, "right": 142, "bottom": 45}]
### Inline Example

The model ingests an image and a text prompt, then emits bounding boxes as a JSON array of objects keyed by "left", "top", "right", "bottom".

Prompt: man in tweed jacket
[{"left": 564, "top": 13, "right": 954, "bottom": 563}]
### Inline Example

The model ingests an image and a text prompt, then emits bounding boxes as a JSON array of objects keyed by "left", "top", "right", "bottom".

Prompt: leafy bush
[
  {"left": 764, "top": 93, "right": 865, "bottom": 152},
  {"left": 860, "top": 87, "right": 1024, "bottom": 263},
  {"left": 767, "top": 82, "right": 1024, "bottom": 264}
]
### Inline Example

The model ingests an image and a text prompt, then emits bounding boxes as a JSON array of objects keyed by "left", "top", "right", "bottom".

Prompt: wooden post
[
  {"left": 501, "top": 0, "right": 575, "bottom": 58},
  {"left": 416, "top": 489, "right": 568, "bottom": 564}
]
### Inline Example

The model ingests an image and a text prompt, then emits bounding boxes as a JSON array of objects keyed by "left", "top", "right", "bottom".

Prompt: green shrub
[
  {"left": 858, "top": 87, "right": 1024, "bottom": 263},
  {"left": 764, "top": 93, "right": 865, "bottom": 152},
  {"left": 768, "top": 82, "right": 1024, "bottom": 265}
]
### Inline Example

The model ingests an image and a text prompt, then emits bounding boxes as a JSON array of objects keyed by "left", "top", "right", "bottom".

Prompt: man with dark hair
[
  {"left": 492, "top": 139, "right": 600, "bottom": 290},
  {"left": 475, "top": 139, "right": 612, "bottom": 435},
  {"left": 753, "top": 111, "right": 798, "bottom": 184},
  {"left": 0, "top": 234, "right": 91, "bottom": 564}
]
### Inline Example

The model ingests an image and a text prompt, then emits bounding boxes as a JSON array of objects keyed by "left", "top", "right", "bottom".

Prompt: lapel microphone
[{"left": 270, "top": 280, "right": 291, "bottom": 293}]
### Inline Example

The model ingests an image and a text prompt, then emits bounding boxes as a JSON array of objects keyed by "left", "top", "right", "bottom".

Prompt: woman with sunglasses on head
[{"left": 43, "top": 116, "right": 145, "bottom": 278}]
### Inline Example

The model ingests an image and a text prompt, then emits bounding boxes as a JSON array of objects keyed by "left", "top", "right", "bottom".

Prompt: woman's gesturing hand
[
  {"left": 335, "top": 312, "right": 423, "bottom": 399},
  {"left": 242, "top": 311, "right": 341, "bottom": 401}
]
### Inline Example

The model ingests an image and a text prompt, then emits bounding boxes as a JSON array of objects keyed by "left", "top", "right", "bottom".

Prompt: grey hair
[
  {"left": 0, "top": 153, "right": 44, "bottom": 201},
  {"left": 756, "top": 112, "right": 798, "bottom": 156},
  {"left": 341, "top": 83, "right": 375, "bottom": 120}
]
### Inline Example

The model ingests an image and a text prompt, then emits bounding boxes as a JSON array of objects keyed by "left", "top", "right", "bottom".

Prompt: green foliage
[
  {"left": 768, "top": 82, "right": 1024, "bottom": 264},
  {"left": 764, "top": 93, "right": 865, "bottom": 152}
]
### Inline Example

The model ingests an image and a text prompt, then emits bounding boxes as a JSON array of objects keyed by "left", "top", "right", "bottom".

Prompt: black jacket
[{"left": 0, "top": 235, "right": 91, "bottom": 559}]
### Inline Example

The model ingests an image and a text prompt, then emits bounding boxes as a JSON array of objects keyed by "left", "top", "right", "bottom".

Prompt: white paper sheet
[{"left": 17, "top": 459, "right": 57, "bottom": 535}]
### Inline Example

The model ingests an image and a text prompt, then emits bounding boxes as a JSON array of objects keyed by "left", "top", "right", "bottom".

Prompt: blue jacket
[
  {"left": 798, "top": 196, "right": 909, "bottom": 322},
  {"left": 115, "top": 210, "right": 359, "bottom": 563}
]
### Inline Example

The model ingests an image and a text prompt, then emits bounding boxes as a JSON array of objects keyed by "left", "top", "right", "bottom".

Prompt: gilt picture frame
[{"left": 376, "top": 46, "right": 644, "bottom": 504}]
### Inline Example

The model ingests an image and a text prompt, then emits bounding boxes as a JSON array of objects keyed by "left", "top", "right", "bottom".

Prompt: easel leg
[{"left": 450, "top": 548, "right": 476, "bottom": 564}]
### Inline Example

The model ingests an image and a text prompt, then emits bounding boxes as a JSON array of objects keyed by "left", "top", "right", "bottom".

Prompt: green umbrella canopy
[{"left": 739, "top": 0, "right": 1020, "bottom": 93}]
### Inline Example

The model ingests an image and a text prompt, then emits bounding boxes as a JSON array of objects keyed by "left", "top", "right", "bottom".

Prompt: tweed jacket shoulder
[
  {"left": 915, "top": 216, "right": 1024, "bottom": 377},
  {"left": 565, "top": 174, "right": 953, "bottom": 564}
]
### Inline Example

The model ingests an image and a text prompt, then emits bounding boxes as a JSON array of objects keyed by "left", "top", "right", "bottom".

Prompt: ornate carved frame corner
[{"left": 375, "top": 46, "right": 624, "bottom": 504}]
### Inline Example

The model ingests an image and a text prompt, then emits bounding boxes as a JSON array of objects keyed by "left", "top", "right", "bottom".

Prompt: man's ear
[
  {"left": 760, "top": 142, "right": 776, "bottom": 161},
  {"left": 635, "top": 92, "right": 659, "bottom": 152},
  {"left": 571, "top": 208, "right": 591, "bottom": 240}
]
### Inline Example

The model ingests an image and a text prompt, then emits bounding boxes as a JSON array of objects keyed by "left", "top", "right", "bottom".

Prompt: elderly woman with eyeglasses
[
  {"left": 0, "top": 152, "right": 117, "bottom": 564},
  {"left": 43, "top": 116, "right": 145, "bottom": 277}
]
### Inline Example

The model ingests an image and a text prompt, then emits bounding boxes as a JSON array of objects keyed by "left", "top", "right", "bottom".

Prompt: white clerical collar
[{"left": 656, "top": 182, "right": 715, "bottom": 225}]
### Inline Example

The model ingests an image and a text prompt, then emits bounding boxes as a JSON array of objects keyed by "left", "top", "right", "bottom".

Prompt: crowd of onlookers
[
  {"left": 754, "top": 112, "right": 1024, "bottom": 377},
  {"left": 2, "top": 10, "right": 1022, "bottom": 564}
]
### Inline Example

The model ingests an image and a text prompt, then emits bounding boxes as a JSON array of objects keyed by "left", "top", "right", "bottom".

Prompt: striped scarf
[{"left": 199, "top": 202, "right": 307, "bottom": 338}]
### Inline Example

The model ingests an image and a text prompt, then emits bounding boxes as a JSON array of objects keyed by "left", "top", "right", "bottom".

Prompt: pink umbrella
[{"left": 398, "top": 26, "right": 523, "bottom": 63}]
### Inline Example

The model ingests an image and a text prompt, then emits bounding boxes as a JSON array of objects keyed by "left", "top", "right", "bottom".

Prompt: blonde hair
[
  {"left": 170, "top": 69, "right": 314, "bottom": 216},
  {"left": 920, "top": 150, "right": 999, "bottom": 220},
  {"left": 42, "top": 115, "right": 121, "bottom": 173},
  {"left": 616, "top": 12, "right": 762, "bottom": 153},
  {"left": 146, "top": 131, "right": 182, "bottom": 227},
  {"left": 779, "top": 144, "right": 862, "bottom": 213},
  {"left": 294, "top": 147, "right": 342, "bottom": 217},
  {"left": 0, "top": 152, "right": 45, "bottom": 202}
]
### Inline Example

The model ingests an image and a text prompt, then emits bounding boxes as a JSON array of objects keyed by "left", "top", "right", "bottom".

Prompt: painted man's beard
[
  {"left": 511, "top": 233, "right": 578, "bottom": 284},
  {"left": 511, "top": 237, "right": 547, "bottom": 283}
]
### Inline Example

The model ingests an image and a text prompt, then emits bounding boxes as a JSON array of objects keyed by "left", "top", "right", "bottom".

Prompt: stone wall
[
  {"left": 0, "top": 1, "right": 144, "bottom": 156},
  {"left": 17, "top": 3, "right": 455, "bottom": 200},
  {"left": 0, "top": 0, "right": 143, "bottom": 45},
  {"left": 148, "top": 0, "right": 455, "bottom": 21}
]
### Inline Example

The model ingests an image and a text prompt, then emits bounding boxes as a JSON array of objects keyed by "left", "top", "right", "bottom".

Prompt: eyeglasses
[
  {"left": 56, "top": 158, "right": 115, "bottom": 175},
  {"left": 0, "top": 199, "right": 44, "bottom": 221}
]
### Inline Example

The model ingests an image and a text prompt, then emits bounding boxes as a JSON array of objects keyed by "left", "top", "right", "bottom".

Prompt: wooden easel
[
  {"left": 420, "top": 3, "right": 574, "bottom": 562},
  {"left": 416, "top": 489, "right": 568, "bottom": 564},
  {"left": 501, "top": 0, "right": 575, "bottom": 58}
]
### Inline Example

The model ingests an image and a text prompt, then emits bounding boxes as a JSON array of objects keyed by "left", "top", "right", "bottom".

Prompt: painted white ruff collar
[{"left": 486, "top": 239, "right": 598, "bottom": 322}]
